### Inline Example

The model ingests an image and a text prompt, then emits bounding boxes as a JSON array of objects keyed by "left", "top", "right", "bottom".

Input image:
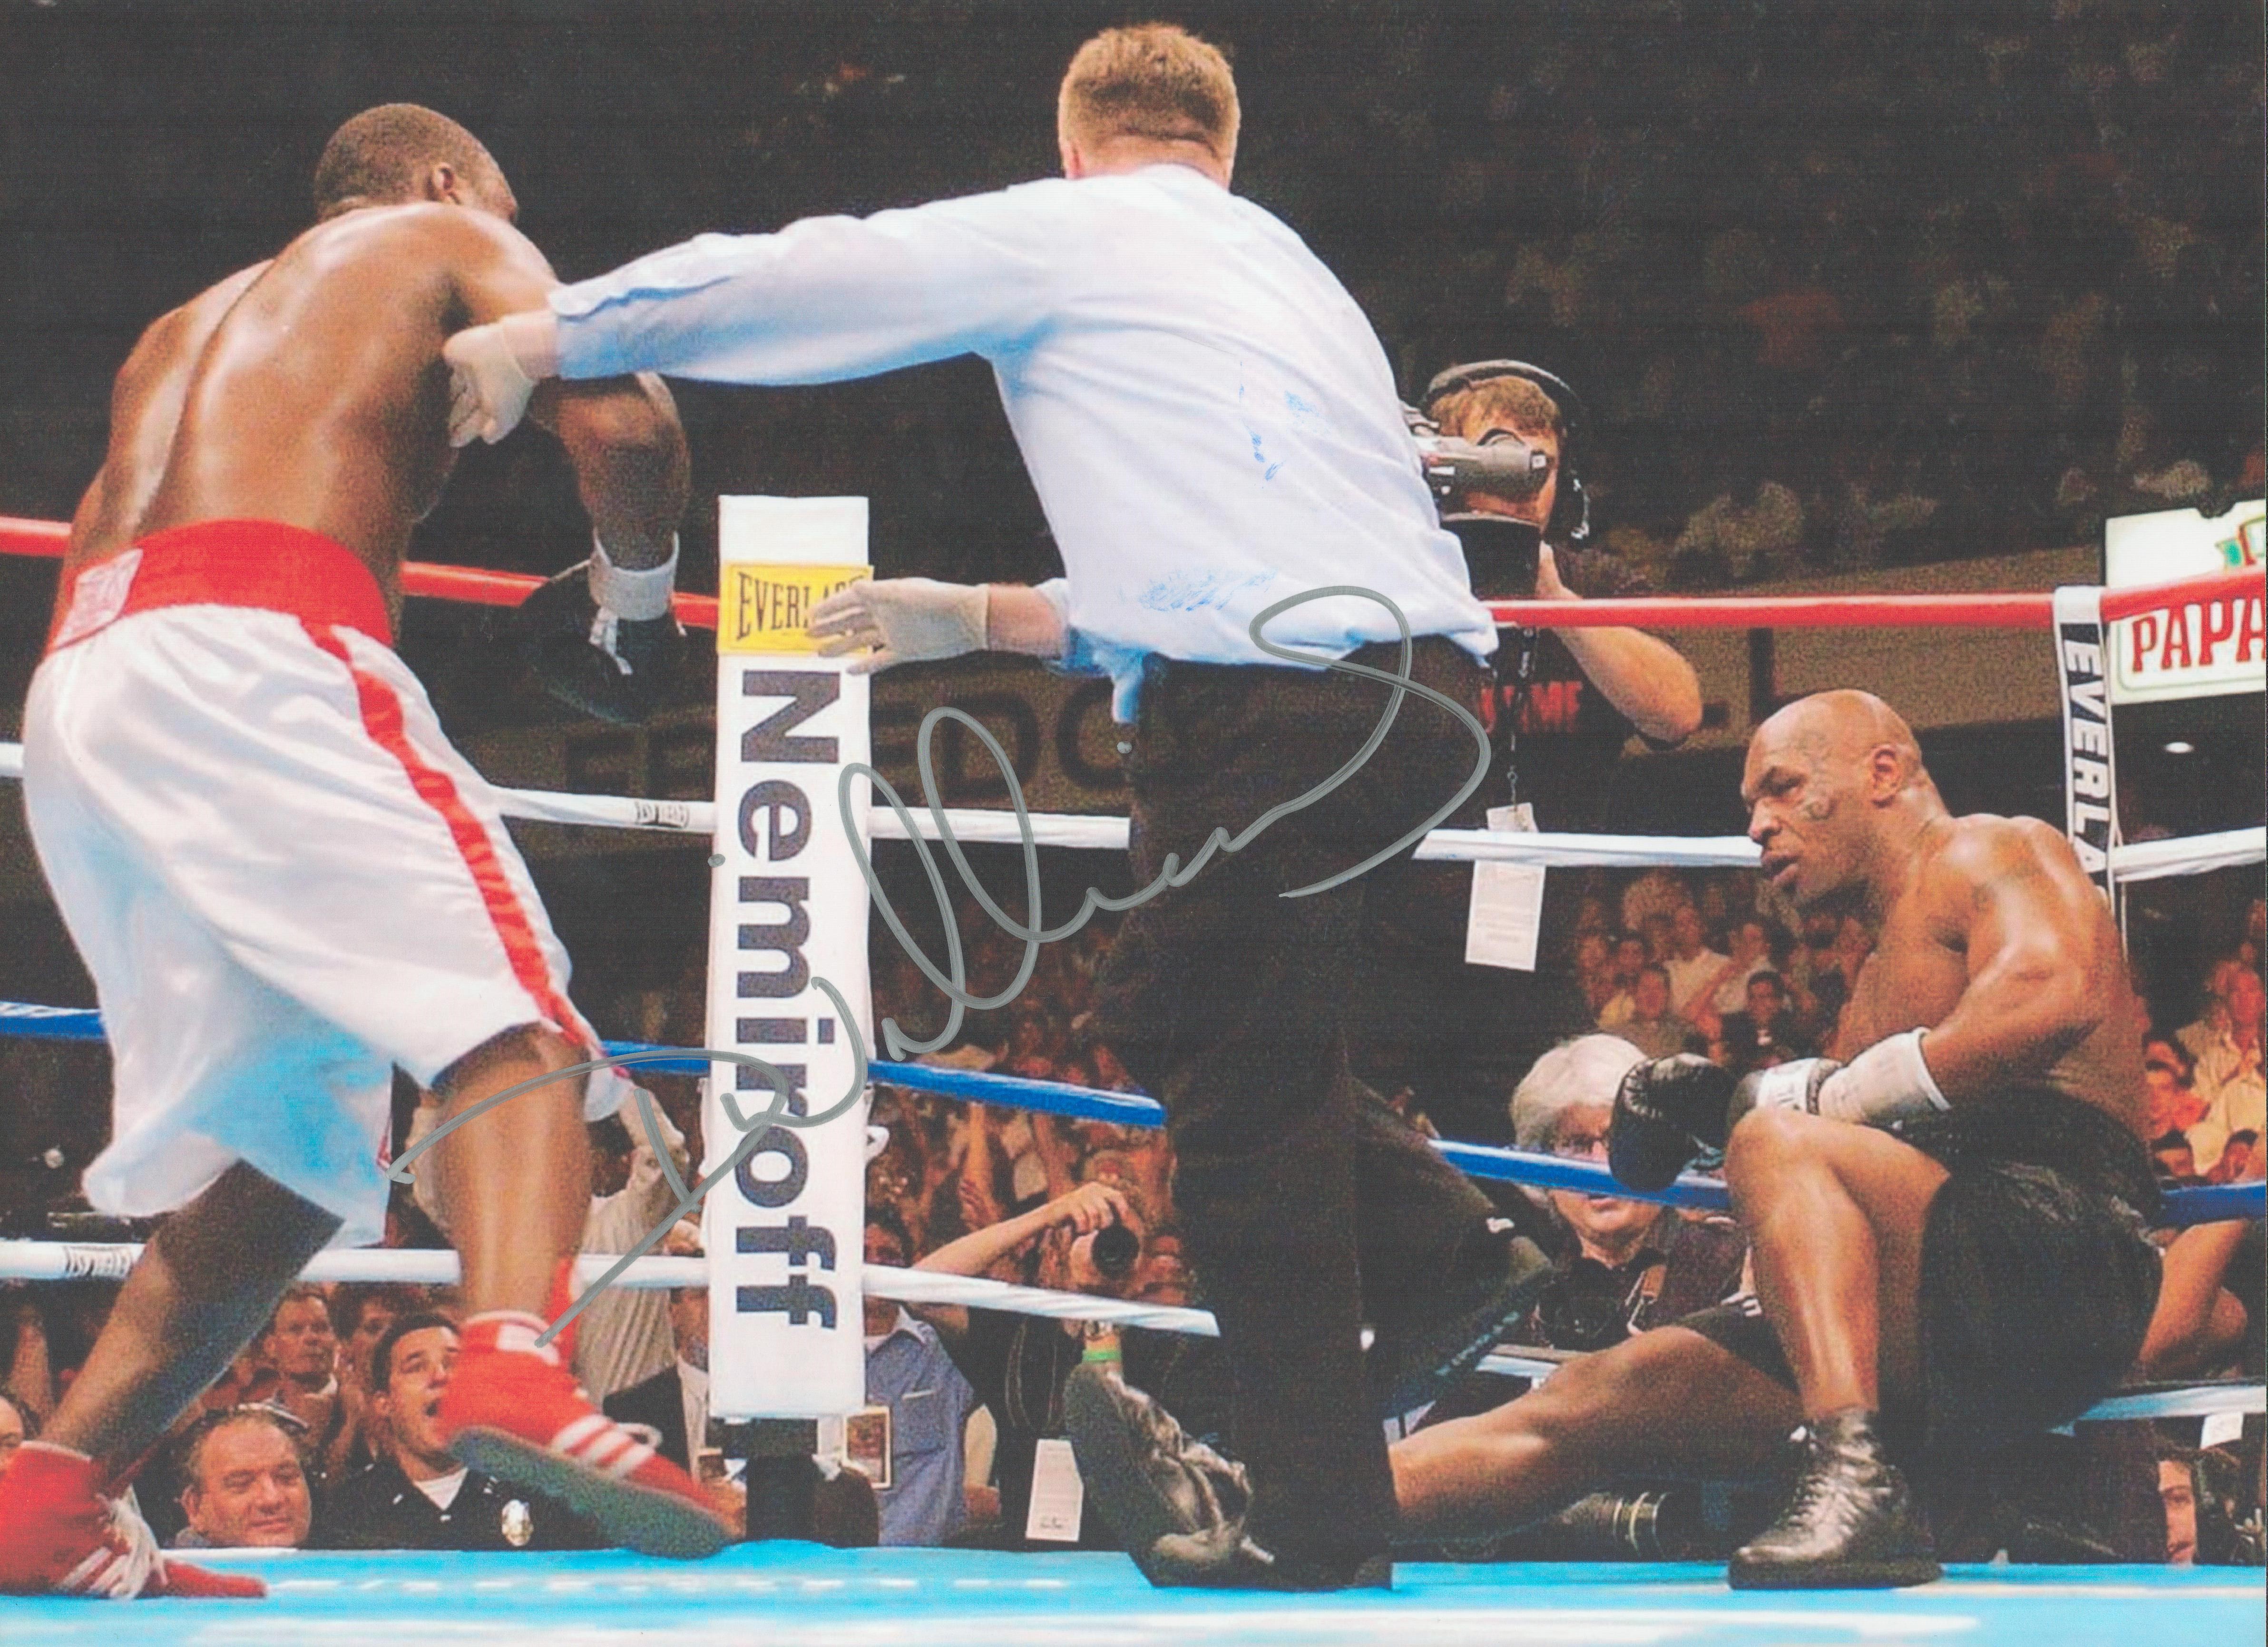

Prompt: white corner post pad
[
  {"left": 1817, "top": 1029, "right": 1950, "bottom": 1127},
  {"left": 589, "top": 534, "right": 681, "bottom": 621},
  {"left": 704, "top": 496, "right": 875, "bottom": 1424}
]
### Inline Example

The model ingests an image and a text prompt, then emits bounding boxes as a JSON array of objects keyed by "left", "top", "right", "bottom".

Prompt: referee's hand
[{"left": 808, "top": 577, "right": 989, "bottom": 673}]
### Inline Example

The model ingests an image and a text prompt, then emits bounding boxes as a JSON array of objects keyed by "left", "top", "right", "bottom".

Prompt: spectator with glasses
[{"left": 1502, "top": 1036, "right": 1748, "bottom": 1355}]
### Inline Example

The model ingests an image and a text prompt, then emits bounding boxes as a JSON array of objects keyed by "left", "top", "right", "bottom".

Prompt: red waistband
[{"left": 46, "top": 520, "right": 394, "bottom": 653}]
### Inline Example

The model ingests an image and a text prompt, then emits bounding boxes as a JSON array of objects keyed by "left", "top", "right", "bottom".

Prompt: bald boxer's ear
[
  {"left": 425, "top": 163, "right": 462, "bottom": 205},
  {"left": 1864, "top": 744, "right": 1906, "bottom": 800}
]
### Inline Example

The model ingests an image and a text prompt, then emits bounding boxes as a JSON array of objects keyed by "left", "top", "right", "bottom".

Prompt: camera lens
[{"left": 1090, "top": 1220, "right": 1140, "bottom": 1278}]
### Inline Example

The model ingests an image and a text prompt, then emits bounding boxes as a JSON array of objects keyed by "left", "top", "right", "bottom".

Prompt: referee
[{"left": 444, "top": 23, "right": 1551, "bottom": 1589}]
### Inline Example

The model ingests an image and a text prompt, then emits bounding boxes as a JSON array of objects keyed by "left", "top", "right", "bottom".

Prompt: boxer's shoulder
[{"left": 1917, "top": 812, "right": 2088, "bottom": 916}]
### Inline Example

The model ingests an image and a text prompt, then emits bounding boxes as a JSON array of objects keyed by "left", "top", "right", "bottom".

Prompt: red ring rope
[
  {"left": 0, "top": 513, "right": 2256, "bottom": 633},
  {"left": 0, "top": 515, "right": 721, "bottom": 630}
]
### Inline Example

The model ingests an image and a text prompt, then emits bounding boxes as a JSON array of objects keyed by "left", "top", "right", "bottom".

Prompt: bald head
[
  {"left": 1755, "top": 691, "right": 1923, "bottom": 779},
  {"left": 1743, "top": 691, "right": 1940, "bottom": 909}
]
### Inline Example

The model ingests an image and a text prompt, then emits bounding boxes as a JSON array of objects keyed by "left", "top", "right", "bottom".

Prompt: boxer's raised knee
[{"left": 1725, "top": 1102, "right": 1820, "bottom": 1180}]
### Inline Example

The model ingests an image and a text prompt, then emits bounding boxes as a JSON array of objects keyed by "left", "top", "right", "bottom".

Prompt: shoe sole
[
  {"left": 1063, "top": 1367, "right": 1206, "bottom": 1581},
  {"left": 1726, "top": 1555, "right": 1944, "bottom": 1590},
  {"left": 1370, "top": 1236, "right": 1554, "bottom": 1420},
  {"left": 450, "top": 1424, "right": 733, "bottom": 1560}
]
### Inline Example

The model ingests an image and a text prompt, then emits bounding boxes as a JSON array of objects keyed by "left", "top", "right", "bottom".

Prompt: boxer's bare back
[{"left": 61, "top": 185, "right": 677, "bottom": 631}]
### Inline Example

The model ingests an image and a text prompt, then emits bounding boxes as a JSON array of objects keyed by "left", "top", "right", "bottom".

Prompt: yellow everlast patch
[{"left": 718, "top": 563, "right": 870, "bottom": 654}]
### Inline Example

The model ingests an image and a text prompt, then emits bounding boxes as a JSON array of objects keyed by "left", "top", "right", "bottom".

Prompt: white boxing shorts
[{"left": 23, "top": 519, "right": 623, "bottom": 1245}]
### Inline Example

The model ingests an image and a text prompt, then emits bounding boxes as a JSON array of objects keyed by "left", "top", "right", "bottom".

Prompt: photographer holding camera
[
  {"left": 1357, "top": 361, "right": 1701, "bottom": 1143},
  {"left": 902, "top": 1179, "right": 1222, "bottom": 1552}
]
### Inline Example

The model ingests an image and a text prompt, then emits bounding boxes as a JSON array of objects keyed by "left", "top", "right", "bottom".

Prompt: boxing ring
[{"left": 0, "top": 509, "right": 2262, "bottom": 1641}]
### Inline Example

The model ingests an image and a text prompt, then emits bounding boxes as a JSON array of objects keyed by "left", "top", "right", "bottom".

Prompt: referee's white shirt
[{"left": 548, "top": 162, "right": 1497, "bottom": 711}]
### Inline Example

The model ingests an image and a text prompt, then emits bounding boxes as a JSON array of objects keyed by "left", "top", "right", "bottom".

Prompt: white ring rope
[
  {"left": 0, "top": 741, "right": 2254, "bottom": 877},
  {"left": 2108, "top": 827, "right": 2268, "bottom": 884},
  {"left": 0, "top": 1239, "right": 2249, "bottom": 1421}
]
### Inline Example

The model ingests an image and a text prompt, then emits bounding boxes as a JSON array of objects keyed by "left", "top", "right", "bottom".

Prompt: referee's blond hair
[{"left": 1059, "top": 23, "right": 1239, "bottom": 167}]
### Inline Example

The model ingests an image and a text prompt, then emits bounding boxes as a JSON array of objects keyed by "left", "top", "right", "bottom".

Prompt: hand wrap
[
  {"left": 1727, "top": 1030, "right": 1949, "bottom": 1131},
  {"left": 512, "top": 535, "right": 684, "bottom": 724}
]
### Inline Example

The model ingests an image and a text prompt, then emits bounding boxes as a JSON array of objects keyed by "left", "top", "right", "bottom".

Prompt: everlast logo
[
  {"left": 2055, "top": 602, "right": 2115, "bottom": 899},
  {"left": 732, "top": 669, "right": 841, "bottom": 1331},
  {"left": 725, "top": 567, "right": 861, "bottom": 651},
  {"left": 738, "top": 575, "right": 813, "bottom": 636}
]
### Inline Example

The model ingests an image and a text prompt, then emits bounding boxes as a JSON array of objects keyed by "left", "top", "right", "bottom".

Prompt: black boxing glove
[
  {"left": 1609, "top": 1054, "right": 1738, "bottom": 1194},
  {"left": 513, "top": 535, "right": 685, "bottom": 724}
]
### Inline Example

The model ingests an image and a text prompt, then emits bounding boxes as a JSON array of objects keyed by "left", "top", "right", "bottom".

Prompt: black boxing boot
[
  {"left": 1728, "top": 1411, "right": 1942, "bottom": 1589},
  {"left": 1065, "top": 1363, "right": 1249, "bottom": 1568},
  {"left": 1144, "top": 1523, "right": 1394, "bottom": 1592}
]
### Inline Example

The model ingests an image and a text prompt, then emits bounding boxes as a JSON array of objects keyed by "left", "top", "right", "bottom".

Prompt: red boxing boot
[
  {"left": 0, "top": 1442, "right": 265, "bottom": 1599},
  {"left": 544, "top": 1255, "right": 582, "bottom": 1367},
  {"left": 439, "top": 1311, "right": 734, "bottom": 1559}
]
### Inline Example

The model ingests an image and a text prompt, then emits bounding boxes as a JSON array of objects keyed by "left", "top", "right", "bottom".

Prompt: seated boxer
[
  {"left": 0, "top": 105, "right": 722, "bottom": 1600},
  {"left": 1091, "top": 690, "right": 2161, "bottom": 1590},
  {"left": 1403, "top": 689, "right": 2160, "bottom": 1585}
]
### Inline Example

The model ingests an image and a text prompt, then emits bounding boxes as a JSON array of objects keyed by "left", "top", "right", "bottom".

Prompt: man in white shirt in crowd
[
  {"left": 444, "top": 23, "right": 1550, "bottom": 1587},
  {"left": 172, "top": 1409, "right": 313, "bottom": 1550},
  {"left": 573, "top": 1101, "right": 691, "bottom": 1403},
  {"left": 261, "top": 1285, "right": 341, "bottom": 1442},
  {"left": 1662, "top": 904, "right": 1732, "bottom": 1024},
  {"left": 2179, "top": 959, "right": 2267, "bottom": 1177}
]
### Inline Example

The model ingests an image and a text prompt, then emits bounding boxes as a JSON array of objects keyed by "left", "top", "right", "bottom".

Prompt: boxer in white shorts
[
  {"left": 30, "top": 519, "right": 603, "bottom": 1245},
  {"left": 0, "top": 106, "right": 731, "bottom": 1601}
]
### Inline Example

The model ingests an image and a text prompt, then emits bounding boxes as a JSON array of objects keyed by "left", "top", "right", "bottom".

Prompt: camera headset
[{"left": 1418, "top": 358, "right": 1592, "bottom": 546}]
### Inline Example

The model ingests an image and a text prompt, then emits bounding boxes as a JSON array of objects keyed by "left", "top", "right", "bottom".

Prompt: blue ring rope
[{"left": 3, "top": 1000, "right": 2256, "bottom": 1227}]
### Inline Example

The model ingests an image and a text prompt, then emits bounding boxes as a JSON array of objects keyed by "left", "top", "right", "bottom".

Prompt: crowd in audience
[{"left": 1334, "top": 0, "right": 2264, "bottom": 589}]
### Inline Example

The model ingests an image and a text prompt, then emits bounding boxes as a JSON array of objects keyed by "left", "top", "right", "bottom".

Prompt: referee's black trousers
[{"left": 1093, "top": 637, "right": 1502, "bottom": 1563}]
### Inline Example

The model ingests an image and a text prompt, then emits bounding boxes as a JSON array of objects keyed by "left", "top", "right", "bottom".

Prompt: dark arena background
[{"left": 0, "top": 3, "right": 2260, "bottom": 1642}]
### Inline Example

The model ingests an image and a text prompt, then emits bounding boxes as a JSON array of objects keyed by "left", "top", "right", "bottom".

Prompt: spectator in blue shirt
[{"left": 863, "top": 1212, "right": 977, "bottom": 1546}]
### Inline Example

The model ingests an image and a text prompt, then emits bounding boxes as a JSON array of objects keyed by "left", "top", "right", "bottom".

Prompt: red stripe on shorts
[{"left": 301, "top": 619, "right": 591, "bottom": 1054}]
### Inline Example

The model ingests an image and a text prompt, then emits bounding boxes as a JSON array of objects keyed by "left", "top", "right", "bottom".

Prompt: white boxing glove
[{"left": 807, "top": 577, "right": 989, "bottom": 674}]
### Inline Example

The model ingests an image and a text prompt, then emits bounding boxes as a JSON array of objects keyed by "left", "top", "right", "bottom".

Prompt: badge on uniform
[{"left": 500, "top": 1498, "right": 534, "bottom": 1549}]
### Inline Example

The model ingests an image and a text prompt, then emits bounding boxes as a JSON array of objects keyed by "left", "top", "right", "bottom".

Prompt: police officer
[{"left": 319, "top": 1315, "right": 598, "bottom": 1552}]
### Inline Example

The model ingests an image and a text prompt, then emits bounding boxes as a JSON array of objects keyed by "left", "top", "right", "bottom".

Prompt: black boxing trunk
[{"left": 1679, "top": 1088, "right": 2162, "bottom": 1459}]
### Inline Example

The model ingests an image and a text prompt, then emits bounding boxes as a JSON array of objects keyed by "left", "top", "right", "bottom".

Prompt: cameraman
[{"left": 1356, "top": 362, "right": 1699, "bottom": 1143}]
